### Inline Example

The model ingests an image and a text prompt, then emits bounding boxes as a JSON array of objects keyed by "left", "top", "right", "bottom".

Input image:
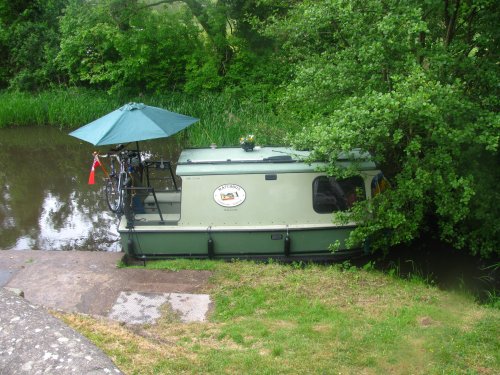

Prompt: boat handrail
[
  {"left": 180, "top": 156, "right": 296, "bottom": 165},
  {"left": 143, "top": 159, "right": 178, "bottom": 191}
]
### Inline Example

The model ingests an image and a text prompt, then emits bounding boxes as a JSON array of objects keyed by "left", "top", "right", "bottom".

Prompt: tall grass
[
  {"left": 0, "top": 89, "right": 296, "bottom": 147},
  {"left": 0, "top": 89, "right": 121, "bottom": 128}
]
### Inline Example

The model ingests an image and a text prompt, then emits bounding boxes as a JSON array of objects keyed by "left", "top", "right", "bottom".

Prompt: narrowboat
[{"left": 119, "top": 146, "right": 382, "bottom": 261}]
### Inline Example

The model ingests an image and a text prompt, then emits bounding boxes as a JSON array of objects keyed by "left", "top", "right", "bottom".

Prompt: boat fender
[
  {"left": 284, "top": 226, "right": 291, "bottom": 257},
  {"left": 127, "top": 238, "right": 135, "bottom": 255},
  {"left": 284, "top": 235, "right": 291, "bottom": 257},
  {"left": 208, "top": 238, "right": 214, "bottom": 259},
  {"left": 207, "top": 226, "right": 214, "bottom": 259}
]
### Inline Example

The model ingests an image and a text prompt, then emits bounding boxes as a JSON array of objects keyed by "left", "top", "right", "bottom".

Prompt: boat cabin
[{"left": 119, "top": 146, "right": 382, "bottom": 260}]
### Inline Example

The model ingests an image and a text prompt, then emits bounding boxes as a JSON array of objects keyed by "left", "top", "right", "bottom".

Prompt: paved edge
[
  {"left": 0, "top": 250, "right": 212, "bottom": 316},
  {"left": 0, "top": 288, "right": 123, "bottom": 375}
]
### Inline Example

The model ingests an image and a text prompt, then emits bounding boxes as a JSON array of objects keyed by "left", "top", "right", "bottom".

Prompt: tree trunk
[{"left": 444, "top": 0, "right": 461, "bottom": 47}]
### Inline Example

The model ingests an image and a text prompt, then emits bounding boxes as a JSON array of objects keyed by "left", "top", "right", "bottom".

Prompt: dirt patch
[{"left": 418, "top": 316, "right": 434, "bottom": 327}]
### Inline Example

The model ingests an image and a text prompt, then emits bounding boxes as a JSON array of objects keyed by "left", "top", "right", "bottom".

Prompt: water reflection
[{"left": 0, "top": 127, "right": 180, "bottom": 251}]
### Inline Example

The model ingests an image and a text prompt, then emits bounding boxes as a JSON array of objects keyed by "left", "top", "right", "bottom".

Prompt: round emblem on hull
[{"left": 213, "top": 184, "right": 246, "bottom": 207}]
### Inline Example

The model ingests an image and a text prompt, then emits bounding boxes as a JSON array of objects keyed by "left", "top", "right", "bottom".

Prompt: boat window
[{"left": 313, "top": 176, "right": 365, "bottom": 213}]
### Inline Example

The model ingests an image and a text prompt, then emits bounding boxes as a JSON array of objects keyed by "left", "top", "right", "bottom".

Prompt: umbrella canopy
[{"left": 69, "top": 102, "right": 199, "bottom": 146}]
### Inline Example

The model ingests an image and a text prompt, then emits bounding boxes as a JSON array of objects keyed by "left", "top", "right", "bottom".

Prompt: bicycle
[{"left": 94, "top": 145, "right": 142, "bottom": 214}]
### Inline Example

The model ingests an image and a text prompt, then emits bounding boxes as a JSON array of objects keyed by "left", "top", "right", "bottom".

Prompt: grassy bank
[
  {"left": 0, "top": 89, "right": 294, "bottom": 147},
  {"left": 57, "top": 260, "right": 499, "bottom": 374}
]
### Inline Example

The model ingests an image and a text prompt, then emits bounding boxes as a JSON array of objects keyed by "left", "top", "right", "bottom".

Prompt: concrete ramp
[
  {"left": 0, "top": 250, "right": 212, "bottom": 317},
  {"left": 108, "top": 292, "right": 211, "bottom": 324}
]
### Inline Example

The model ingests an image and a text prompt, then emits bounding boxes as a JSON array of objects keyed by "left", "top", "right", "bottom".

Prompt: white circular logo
[{"left": 213, "top": 184, "right": 246, "bottom": 207}]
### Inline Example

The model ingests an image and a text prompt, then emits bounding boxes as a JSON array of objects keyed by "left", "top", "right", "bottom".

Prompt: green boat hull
[{"left": 120, "top": 224, "right": 362, "bottom": 260}]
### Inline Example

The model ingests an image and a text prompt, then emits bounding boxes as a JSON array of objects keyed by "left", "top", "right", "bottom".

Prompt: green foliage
[
  {"left": 222, "top": 36, "right": 289, "bottom": 102},
  {"left": 260, "top": 0, "right": 500, "bottom": 257},
  {"left": 307, "top": 73, "right": 499, "bottom": 257},
  {"left": 0, "top": 0, "right": 288, "bottom": 99},
  {"left": 184, "top": 53, "right": 224, "bottom": 93},
  {"left": 0, "top": 0, "right": 67, "bottom": 90},
  {"left": 57, "top": 0, "right": 203, "bottom": 93}
]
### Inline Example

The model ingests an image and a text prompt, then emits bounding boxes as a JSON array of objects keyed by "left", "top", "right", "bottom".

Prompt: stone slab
[
  {"left": 0, "top": 288, "right": 122, "bottom": 375},
  {"left": 108, "top": 292, "right": 211, "bottom": 325}
]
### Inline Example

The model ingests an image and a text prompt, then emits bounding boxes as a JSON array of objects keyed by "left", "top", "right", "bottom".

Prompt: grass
[
  {"left": 56, "top": 259, "right": 500, "bottom": 374},
  {"left": 0, "top": 89, "right": 120, "bottom": 128},
  {"left": 0, "top": 88, "right": 295, "bottom": 147}
]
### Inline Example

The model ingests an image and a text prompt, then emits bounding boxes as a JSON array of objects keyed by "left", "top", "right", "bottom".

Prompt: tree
[
  {"left": 221, "top": 0, "right": 291, "bottom": 100},
  {"left": 1, "top": 0, "right": 285, "bottom": 96},
  {"left": 57, "top": 0, "right": 204, "bottom": 93},
  {"left": 260, "top": 0, "right": 500, "bottom": 257},
  {"left": 0, "top": 0, "right": 68, "bottom": 90},
  {"left": 56, "top": 0, "right": 283, "bottom": 94}
]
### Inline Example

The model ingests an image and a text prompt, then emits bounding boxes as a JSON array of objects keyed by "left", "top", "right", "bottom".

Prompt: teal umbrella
[{"left": 69, "top": 102, "right": 199, "bottom": 146}]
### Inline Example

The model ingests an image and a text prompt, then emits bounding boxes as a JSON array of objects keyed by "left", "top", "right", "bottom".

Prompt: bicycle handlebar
[
  {"left": 94, "top": 150, "right": 138, "bottom": 159},
  {"left": 110, "top": 143, "right": 128, "bottom": 152}
]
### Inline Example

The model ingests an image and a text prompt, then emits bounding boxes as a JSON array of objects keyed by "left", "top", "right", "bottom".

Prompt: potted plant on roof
[{"left": 240, "top": 134, "right": 255, "bottom": 152}]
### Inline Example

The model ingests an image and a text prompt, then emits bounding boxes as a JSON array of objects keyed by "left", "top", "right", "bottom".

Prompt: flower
[{"left": 240, "top": 134, "right": 255, "bottom": 151}]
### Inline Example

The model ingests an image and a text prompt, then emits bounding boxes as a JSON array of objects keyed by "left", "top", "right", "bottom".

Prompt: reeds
[
  {"left": 0, "top": 89, "right": 296, "bottom": 146},
  {"left": 0, "top": 89, "right": 120, "bottom": 128}
]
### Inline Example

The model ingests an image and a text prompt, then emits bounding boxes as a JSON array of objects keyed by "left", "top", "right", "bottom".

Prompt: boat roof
[{"left": 176, "top": 147, "right": 377, "bottom": 176}]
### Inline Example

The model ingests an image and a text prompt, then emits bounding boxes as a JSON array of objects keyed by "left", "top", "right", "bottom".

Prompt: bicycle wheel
[{"left": 105, "top": 175, "right": 122, "bottom": 213}]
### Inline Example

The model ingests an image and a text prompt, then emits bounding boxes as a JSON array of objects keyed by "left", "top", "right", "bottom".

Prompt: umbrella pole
[{"left": 135, "top": 141, "right": 144, "bottom": 183}]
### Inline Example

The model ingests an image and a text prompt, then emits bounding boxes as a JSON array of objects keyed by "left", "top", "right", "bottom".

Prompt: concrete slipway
[{"left": 0, "top": 250, "right": 212, "bottom": 374}]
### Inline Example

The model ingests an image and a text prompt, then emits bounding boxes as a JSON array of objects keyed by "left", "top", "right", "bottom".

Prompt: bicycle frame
[
  {"left": 95, "top": 146, "right": 171, "bottom": 219},
  {"left": 98, "top": 150, "right": 136, "bottom": 214},
  {"left": 113, "top": 153, "right": 127, "bottom": 213}
]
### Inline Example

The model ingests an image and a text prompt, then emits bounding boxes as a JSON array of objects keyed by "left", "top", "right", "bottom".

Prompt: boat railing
[
  {"left": 143, "top": 159, "right": 178, "bottom": 191},
  {"left": 180, "top": 155, "right": 295, "bottom": 165}
]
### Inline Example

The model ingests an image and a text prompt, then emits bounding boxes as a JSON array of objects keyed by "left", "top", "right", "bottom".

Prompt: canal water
[{"left": 0, "top": 127, "right": 180, "bottom": 251}]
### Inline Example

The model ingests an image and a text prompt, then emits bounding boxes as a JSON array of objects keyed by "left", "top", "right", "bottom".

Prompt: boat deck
[{"left": 133, "top": 213, "right": 180, "bottom": 225}]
